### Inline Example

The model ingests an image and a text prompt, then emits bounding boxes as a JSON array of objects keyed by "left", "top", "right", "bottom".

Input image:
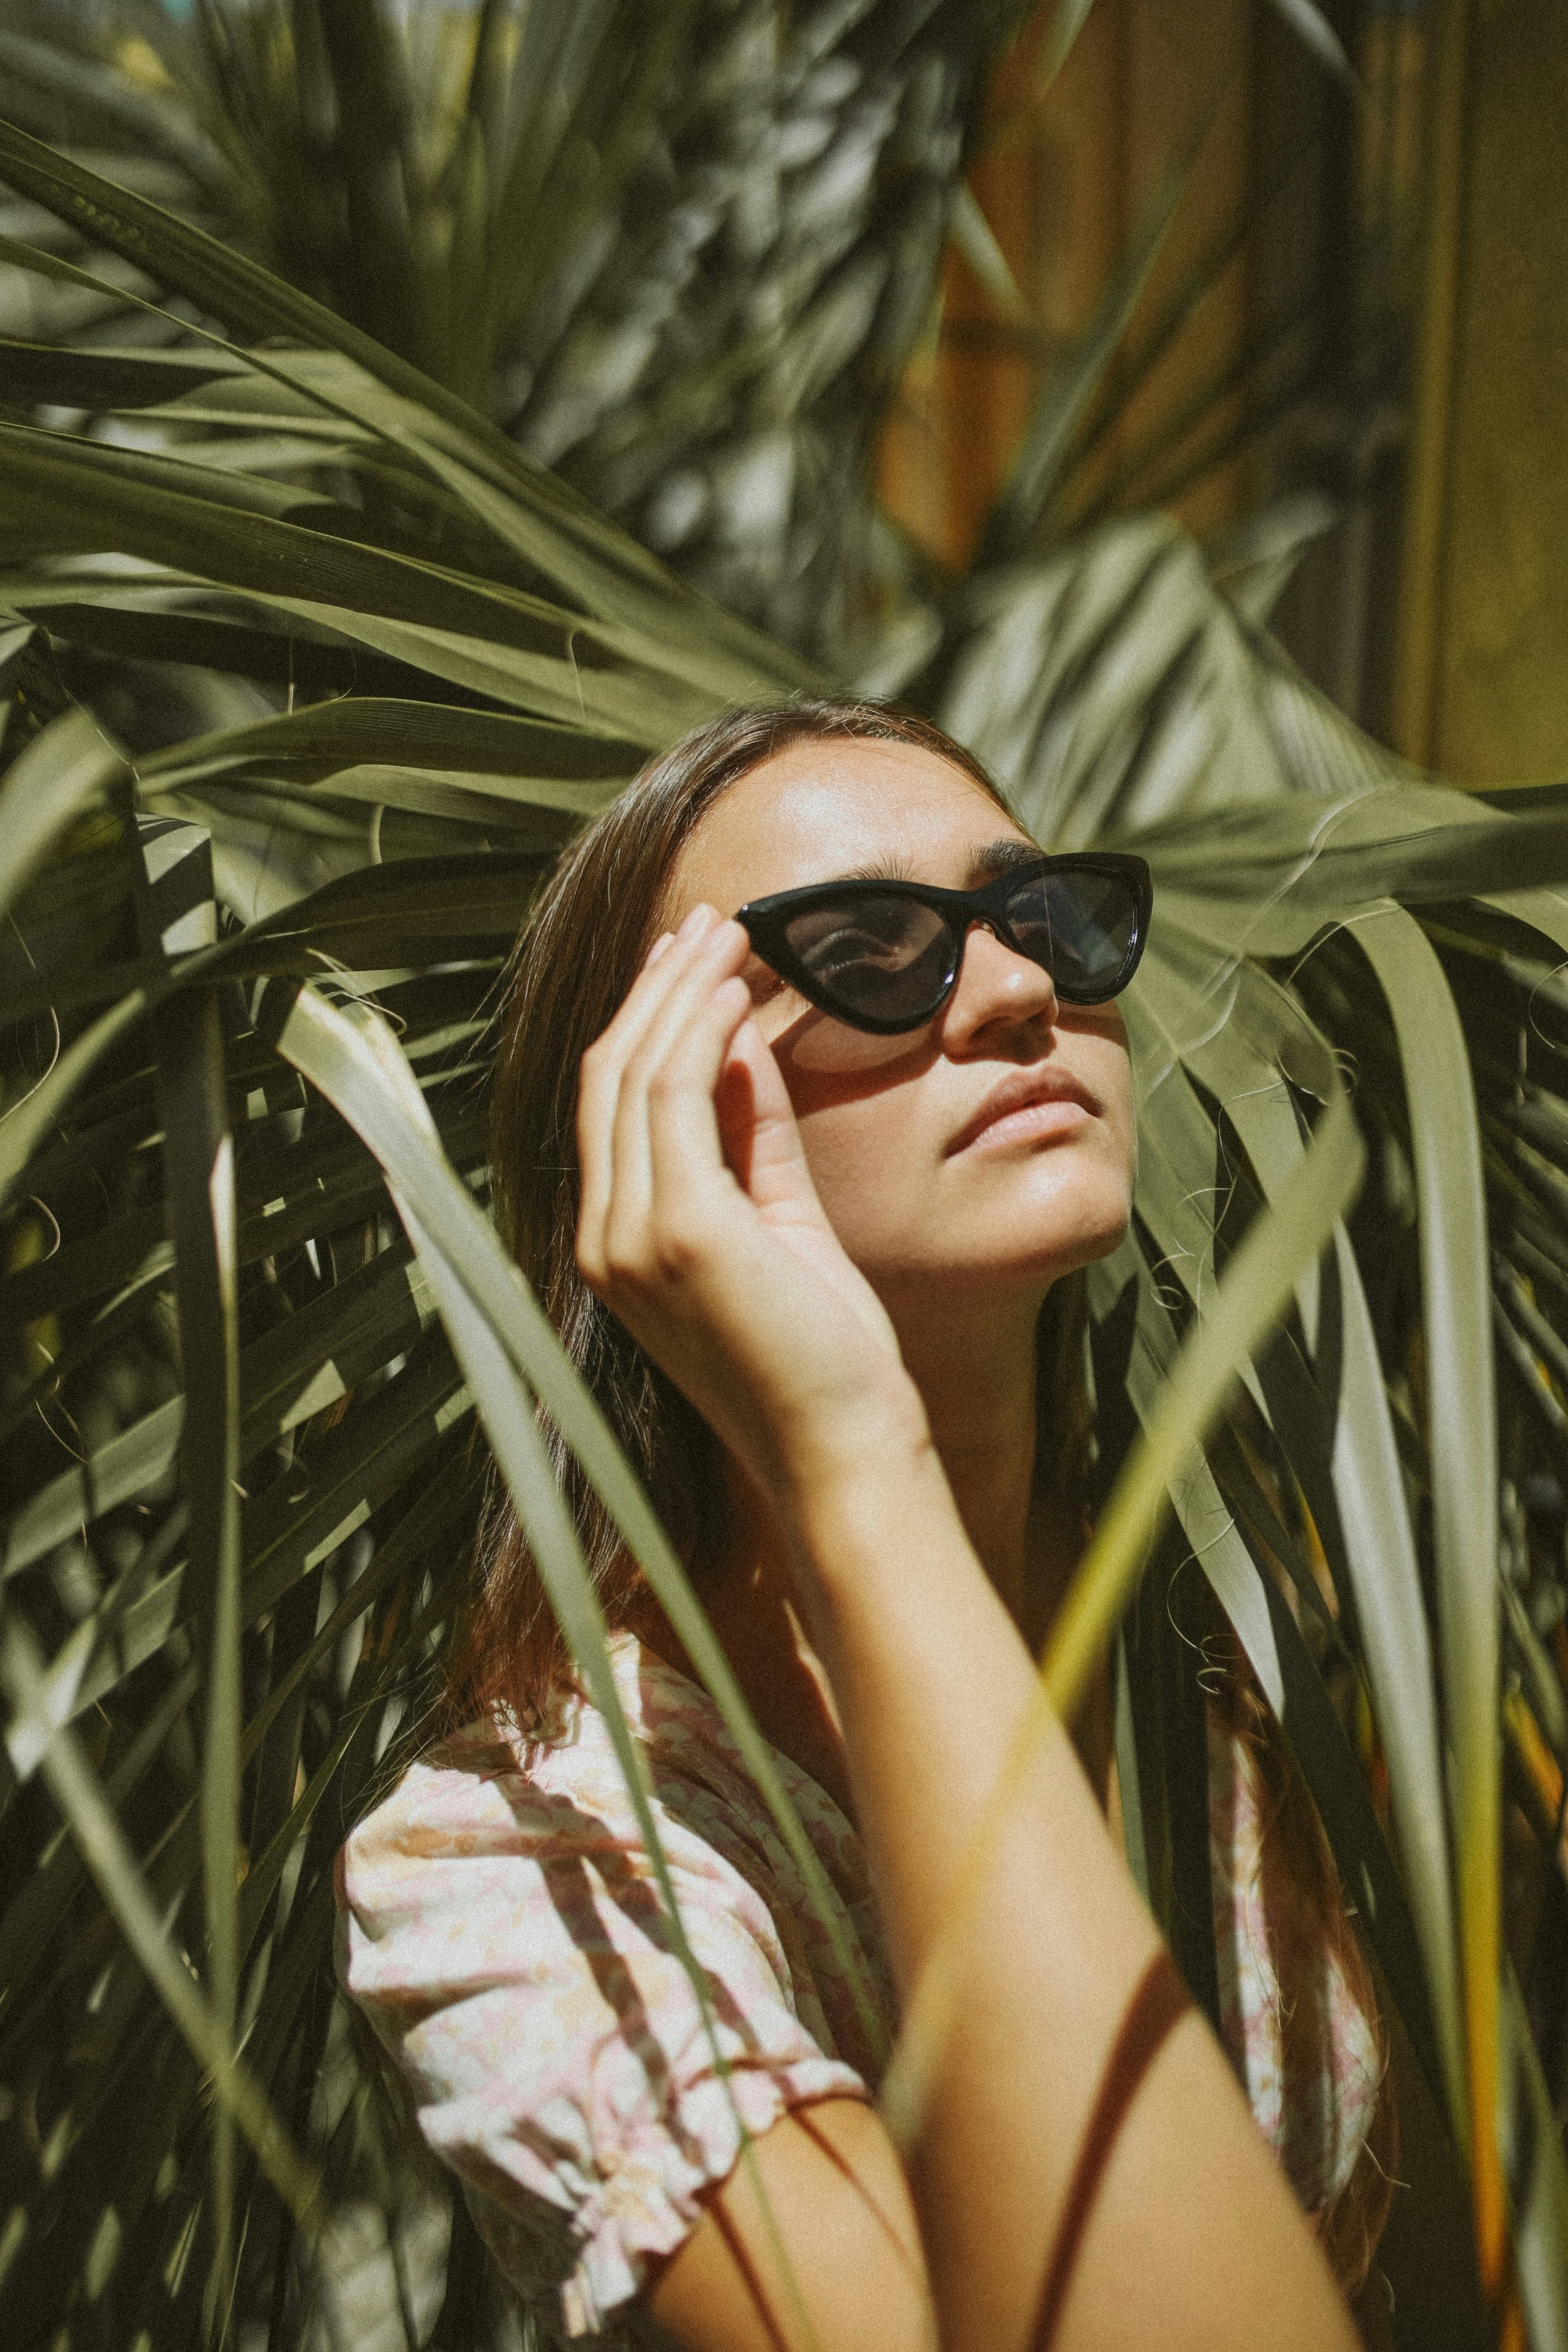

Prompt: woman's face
[{"left": 663, "top": 736, "right": 1137, "bottom": 1311}]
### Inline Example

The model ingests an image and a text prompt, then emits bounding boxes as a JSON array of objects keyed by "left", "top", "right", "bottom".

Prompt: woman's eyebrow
[
  {"left": 968, "top": 838, "right": 1046, "bottom": 887},
  {"left": 834, "top": 850, "right": 918, "bottom": 884},
  {"left": 803, "top": 840, "right": 1041, "bottom": 891}
]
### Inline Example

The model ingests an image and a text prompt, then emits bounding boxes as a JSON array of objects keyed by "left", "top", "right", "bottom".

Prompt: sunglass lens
[
  {"left": 1006, "top": 869, "right": 1137, "bottom": 998},
  {"left": 783, "top": 895, "right": 955, "bottom": 1027}
]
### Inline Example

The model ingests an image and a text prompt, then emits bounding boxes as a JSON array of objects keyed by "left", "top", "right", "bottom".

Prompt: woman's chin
[
  {"left": 987, "top": 1157, "right": 1133, "bottom": 1270},
  {"left": 996, "top": 1195, "right": 1133, "bottom": 1291},
  {"left": 831, "top": 1155, "right": 1135, "bottom": 1303},
  {"left": 873, "top": 1208, "right": 1132, "bottom": 1306}
]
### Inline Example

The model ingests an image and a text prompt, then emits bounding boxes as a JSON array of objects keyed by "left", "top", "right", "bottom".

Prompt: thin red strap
[{"left": 1027, "top": 1948, "right": 1195, "bottom": 2352}]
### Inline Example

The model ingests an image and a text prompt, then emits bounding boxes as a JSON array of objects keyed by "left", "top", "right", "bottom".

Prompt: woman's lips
[{"left": 946, "top": 1068, "right": 1099, "bottom": 1156}]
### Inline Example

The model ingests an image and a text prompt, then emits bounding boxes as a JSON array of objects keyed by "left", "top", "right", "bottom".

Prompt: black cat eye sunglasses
[{"left": 736, "top": 852, "right": 1152, "bottom": 1037}]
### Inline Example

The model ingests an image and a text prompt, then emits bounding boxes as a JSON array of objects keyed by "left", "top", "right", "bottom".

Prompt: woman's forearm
[{"left": 787, "top": 1444, "right": 1358, "bottom": 2352}]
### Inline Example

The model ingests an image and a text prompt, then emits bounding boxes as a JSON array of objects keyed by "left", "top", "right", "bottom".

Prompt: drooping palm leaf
[{"left": 0, "top": 0, "right": 1030, "bottom": 671}]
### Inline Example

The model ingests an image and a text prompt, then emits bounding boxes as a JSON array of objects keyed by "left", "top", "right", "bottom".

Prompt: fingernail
[
  {"left": 677, "top": 903, "right": 716, "bottom": 941},
  {"left": 644, "top": 931, "right": 674, "bottom": 968}
]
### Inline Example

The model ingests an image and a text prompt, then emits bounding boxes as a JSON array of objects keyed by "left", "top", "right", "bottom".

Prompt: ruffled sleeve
[
  {"left": 339, "top": 1722, "right": 873, "bottom": 2340},
  {"left": 1207, "top": 1705, "right": 1384, "bottom": 2217}
]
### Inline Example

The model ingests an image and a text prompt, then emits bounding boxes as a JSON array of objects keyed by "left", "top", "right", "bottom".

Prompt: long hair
[{"left": 445, "top": 698, "right": 1028, "bottom": 1734}]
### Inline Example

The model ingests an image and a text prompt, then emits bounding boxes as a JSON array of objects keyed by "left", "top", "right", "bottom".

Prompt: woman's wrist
[
  {"left": 711, "top": 1283, "right": 924, "bottom": 1495},
  {"left": 775, "top": 1424, "right": 963, "bottom": 1607},
  {"left": 764, "top": 1372, "right": 931, "bottom": 1511}
]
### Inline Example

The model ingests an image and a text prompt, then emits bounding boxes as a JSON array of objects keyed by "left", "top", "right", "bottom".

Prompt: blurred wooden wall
[
  {"left": 882, "top": 0, "right": 1568, "bottom": 788},
  {"left": 876, "top": 0, "right": 1261, "bottom": 571},
  {"left": 1392, "top": 0, "right": 1568, "bottom": 783}
]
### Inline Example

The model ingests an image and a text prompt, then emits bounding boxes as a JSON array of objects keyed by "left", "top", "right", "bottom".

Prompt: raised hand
[{"left": 575, "top": 903, "right": 926, "bottom": 1508}]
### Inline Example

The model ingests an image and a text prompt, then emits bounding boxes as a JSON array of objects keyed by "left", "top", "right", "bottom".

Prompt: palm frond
[{"left": 2, "top": 19, "right": 1567, "bottom": 2351}]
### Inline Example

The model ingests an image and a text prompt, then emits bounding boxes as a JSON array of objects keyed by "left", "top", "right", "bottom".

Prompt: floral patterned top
[{"left": 339, "top": 1634, "right": 1382, "bottom": 2345}]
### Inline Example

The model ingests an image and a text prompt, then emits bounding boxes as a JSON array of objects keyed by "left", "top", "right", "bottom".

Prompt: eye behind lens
[
  {"left": 784, "top": 894, "right": 957, "bottom": 1027},
  {"left": 1007, "top": 870, "right": 1137, "bottom": 996}
]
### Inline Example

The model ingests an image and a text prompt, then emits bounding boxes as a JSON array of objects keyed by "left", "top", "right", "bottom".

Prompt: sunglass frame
[{"left": 736, "top": 851, "right": 1153, "bottom": 1036}]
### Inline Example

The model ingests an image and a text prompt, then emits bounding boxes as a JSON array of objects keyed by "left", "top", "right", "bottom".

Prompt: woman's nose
[{"left": 941, "top": 920, "right": 1058, "bottom": 1046}]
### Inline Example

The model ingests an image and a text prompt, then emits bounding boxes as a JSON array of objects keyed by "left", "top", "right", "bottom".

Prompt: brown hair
[{"left": 445, "top": 697, "right": 1025, "bottom": 1733}]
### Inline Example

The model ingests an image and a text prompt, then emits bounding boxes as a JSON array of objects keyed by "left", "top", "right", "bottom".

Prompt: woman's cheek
[
  {"left": 796, "top": 1098, "right": 917, "bottom": 1258},
  {"left": 1079, "top": 1022, "right": 1136, "bottom": 1191}
]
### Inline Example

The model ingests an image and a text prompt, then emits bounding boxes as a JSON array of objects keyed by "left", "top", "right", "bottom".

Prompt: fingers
[
  {"left": 576, "top": 905, "right": 752, "bottom": 1293},
  {"left": 718, "top": 1015, "right": 822, "bottom": 1221},
  {"left": 573, "top": 908, "right": 921, "bottom": 1498},
  {"left": 577, "top": 911, "right": 697, "bottom": 1276},
  {"left": 608, "top": 928, "right": 750, "bottom": 1273},
  {"left": 638, "top": 964, "right": 761, "bottom": 1256}
]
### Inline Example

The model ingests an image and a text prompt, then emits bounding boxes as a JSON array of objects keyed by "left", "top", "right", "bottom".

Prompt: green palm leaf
[{"left": 3, "top": 15, "right": 1567, "bottom": 2348}]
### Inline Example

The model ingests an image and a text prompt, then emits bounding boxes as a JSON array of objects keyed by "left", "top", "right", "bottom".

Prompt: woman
[{"left": 341, "top": 701, "right": 1388, "bottom": 2351}]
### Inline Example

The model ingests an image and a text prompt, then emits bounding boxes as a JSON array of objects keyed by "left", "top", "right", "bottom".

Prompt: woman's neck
[
  {"left": 627, "top": 1286, "right": 1076, "bottom": 1823},
  {"left": 891, "top": 1288, "right": 1046, "bottom": 1625}
]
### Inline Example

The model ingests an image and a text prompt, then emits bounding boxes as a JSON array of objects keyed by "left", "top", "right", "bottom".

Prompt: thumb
[{"left": 716, "top": 1018, "right": 824, "bottom": 1219}]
